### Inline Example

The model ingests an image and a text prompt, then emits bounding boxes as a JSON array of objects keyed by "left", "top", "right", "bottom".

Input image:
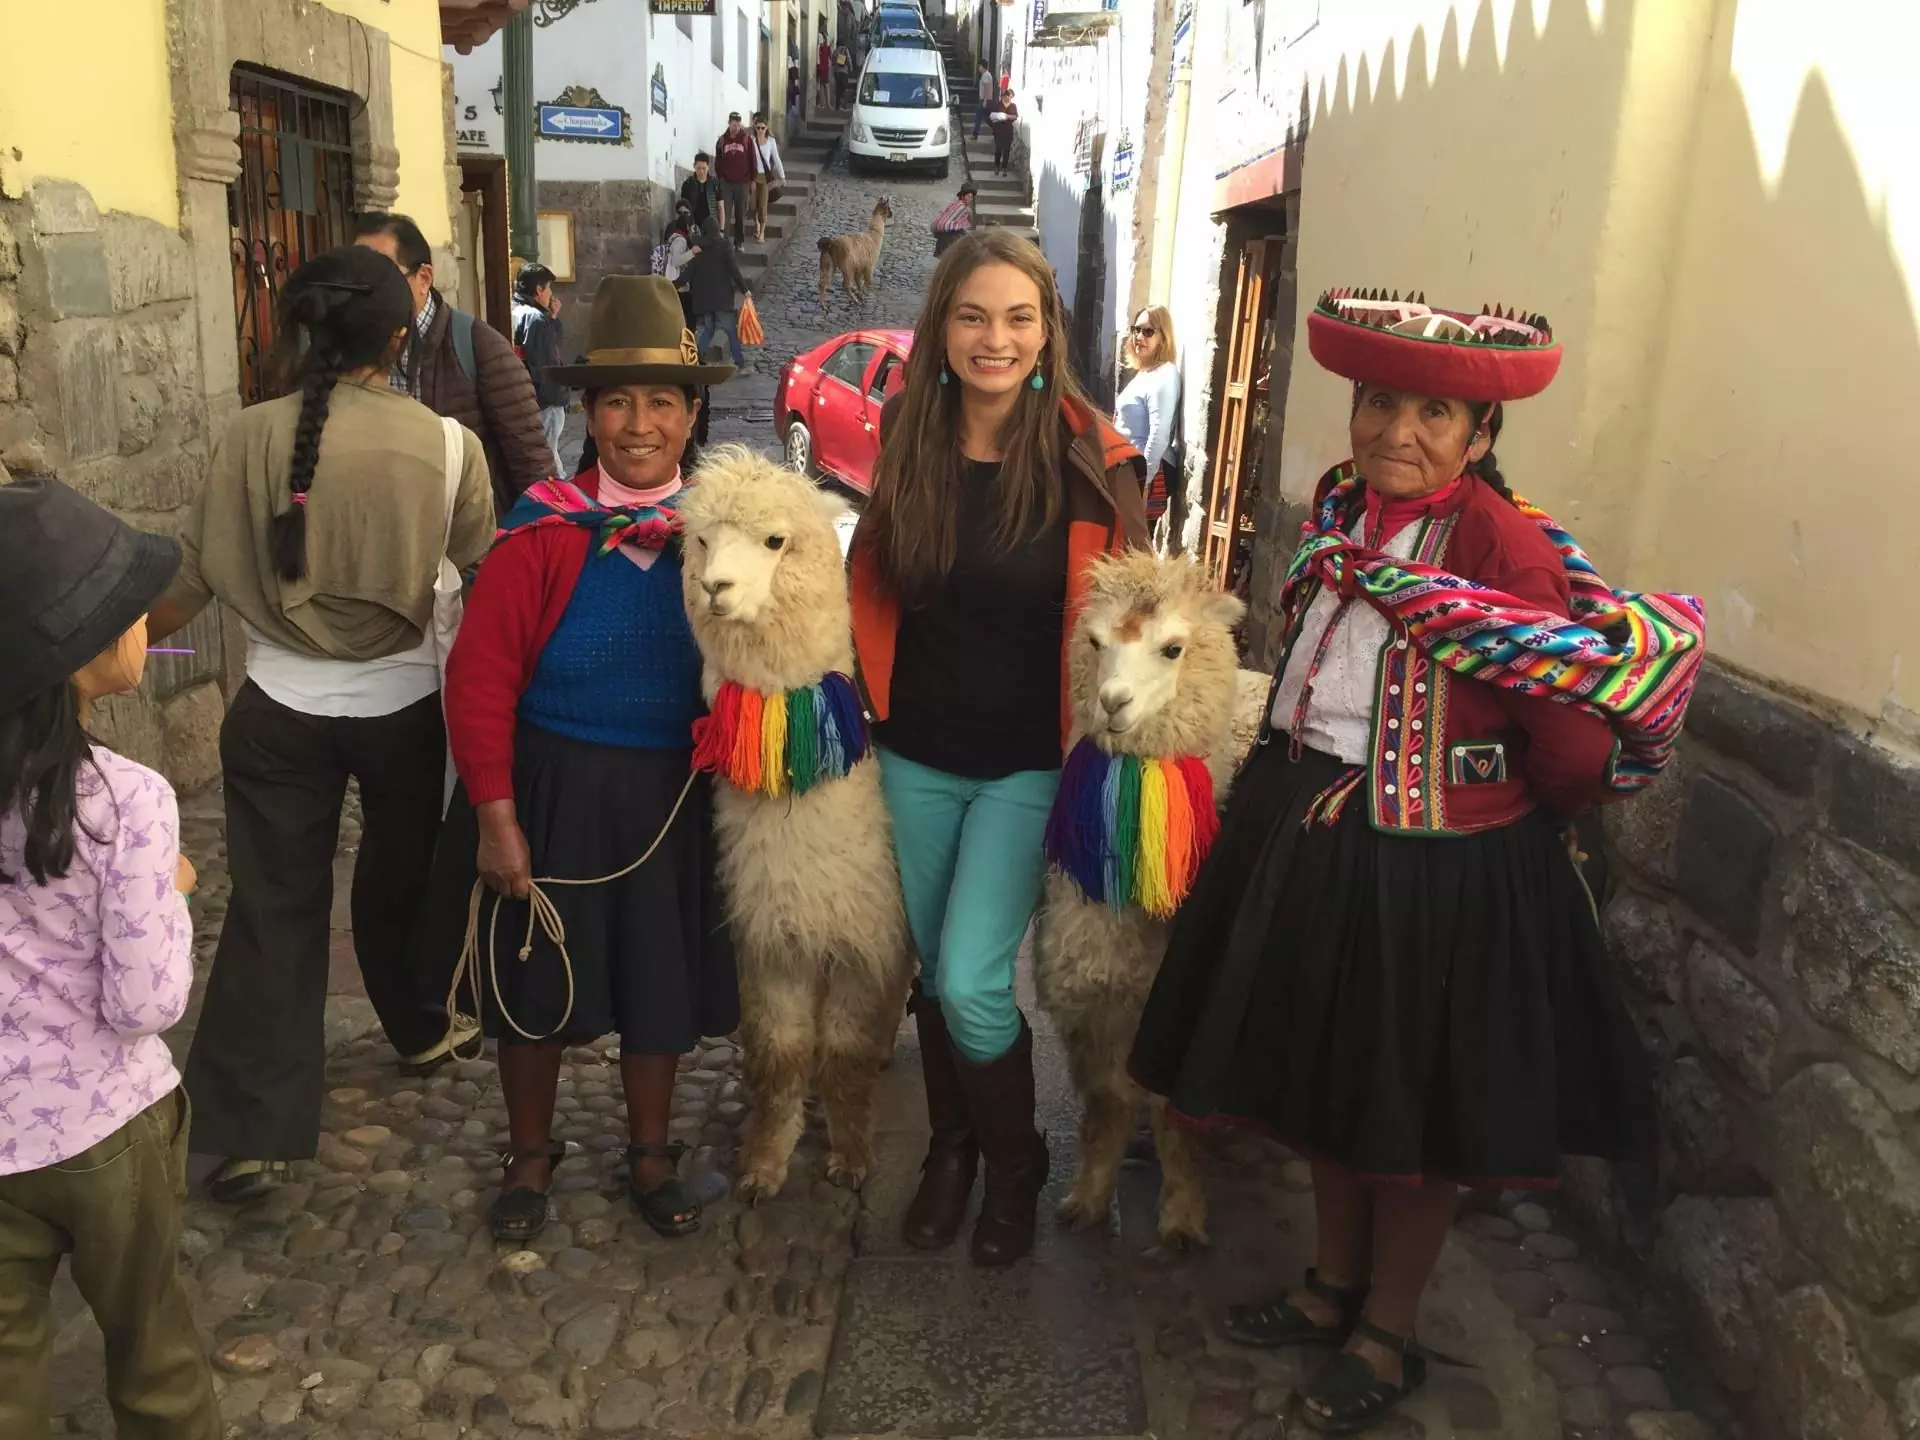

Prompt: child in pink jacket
[{"left": 0, "top": 474, "right": 217, "bottom": 1437}]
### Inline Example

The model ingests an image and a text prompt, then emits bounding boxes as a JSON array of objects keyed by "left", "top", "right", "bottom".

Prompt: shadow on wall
[{"left": 1269, "top": 2, "right": 1920, "bottom": 1437}]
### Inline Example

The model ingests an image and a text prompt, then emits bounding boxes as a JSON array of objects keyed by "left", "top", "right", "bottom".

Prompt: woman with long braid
[{"left": 149, "top": 245, "right": 495, "bottom": 1201}]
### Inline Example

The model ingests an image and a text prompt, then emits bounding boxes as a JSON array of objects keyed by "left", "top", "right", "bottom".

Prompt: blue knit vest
[{"left": 517, "top": 549, "right": 702, "bottom": 750}]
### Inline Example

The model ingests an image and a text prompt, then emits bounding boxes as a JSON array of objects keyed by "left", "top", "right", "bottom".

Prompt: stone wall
[
  {"left": 0, "top": 179, "right": 226, "bottom": 786},
  {"left": 1577, "top": 662, "right": 1920, "bottom": 1439},
  {"left": 537, "top": 179, "right": 669, "bottom": 313}
]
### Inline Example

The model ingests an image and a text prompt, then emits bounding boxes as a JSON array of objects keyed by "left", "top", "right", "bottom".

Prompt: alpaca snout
[
  {"left": 1098, "top": 681, "right": 1137, "bottom": 730},
  {"left": 702, "top": 576, "right": 736, "bottom": 615}
]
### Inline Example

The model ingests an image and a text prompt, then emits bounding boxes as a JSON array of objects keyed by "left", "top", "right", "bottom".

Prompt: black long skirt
[
  {"left": 1129, "top": 742, "right": 1655, "bottom": 1187},
  {"left": 419, "top": 725, "right": 738, "bottom": 1053}
]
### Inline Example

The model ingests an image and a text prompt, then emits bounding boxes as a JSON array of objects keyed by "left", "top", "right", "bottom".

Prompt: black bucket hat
[{"left": 0, "top": 474, "right": 181, "bottom": 713}]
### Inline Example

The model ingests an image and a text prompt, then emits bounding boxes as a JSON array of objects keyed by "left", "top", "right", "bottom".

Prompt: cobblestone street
[{"left": 38, "top": 149, "right": 1735, "bottom": 1440}]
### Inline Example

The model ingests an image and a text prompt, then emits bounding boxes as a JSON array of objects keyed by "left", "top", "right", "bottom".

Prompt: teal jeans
[{"left": 878, "top": 747, "right": 1060, "bottom": 1063}]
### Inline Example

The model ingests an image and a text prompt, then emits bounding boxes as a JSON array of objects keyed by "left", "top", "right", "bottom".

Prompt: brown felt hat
[{"left": 546, "top": 275, "right": 735, "bottom": 388}]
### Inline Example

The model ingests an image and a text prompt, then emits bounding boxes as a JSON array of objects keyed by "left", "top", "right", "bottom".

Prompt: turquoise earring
[
  {"left": 1030, "top": 369, "right": 1046, "bottom": 391},
  {"left": 939, "top": 363, "right": 950, "bottom": 385}
]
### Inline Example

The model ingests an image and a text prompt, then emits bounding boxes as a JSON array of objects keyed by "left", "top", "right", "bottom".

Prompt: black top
[
  {"left": 877, "top": 461, "right": 1068, "bottom": 780},
  {"left": 685, "top": 236, "right": 751, "bottom": 317}
]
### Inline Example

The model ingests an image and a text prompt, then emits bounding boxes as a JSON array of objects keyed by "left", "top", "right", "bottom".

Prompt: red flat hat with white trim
[{"left": 1306, "top": 288, "right": 1562, "bottom": 402}]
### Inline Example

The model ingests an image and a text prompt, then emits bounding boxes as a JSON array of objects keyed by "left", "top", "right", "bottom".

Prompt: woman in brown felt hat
[{"left": 415, "top": 277, "right": 739, "bottom": 1245}]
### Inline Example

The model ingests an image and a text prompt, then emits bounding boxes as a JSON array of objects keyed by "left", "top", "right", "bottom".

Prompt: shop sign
[
  {"left": 650, "top": 0, "right": 717, "bottom": 14},
  {"left": 650, "top": 64, "right": 669, "bottom": 117},
  {"left": 1110, "top": 133, "right": 1134, "bottom": 193}
]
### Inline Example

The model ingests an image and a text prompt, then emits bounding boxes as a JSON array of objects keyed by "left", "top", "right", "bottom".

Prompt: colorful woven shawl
[
  {"left": 1284, "top": 465, "right": 1706, "bottom": 791},
  {"left": 690, "top": 673, "right": 870, "bottom": 798},
  {"left": 1043, "top": 739, "right": 1219, "bottom": 919},
  {"left": 496, "top": 476, "right": 682, "bottom": 554}
]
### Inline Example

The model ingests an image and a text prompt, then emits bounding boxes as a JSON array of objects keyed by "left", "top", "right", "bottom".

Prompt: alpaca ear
[
  {"left": 812, "top": 487, "right": 851, "bottom": 526},
  {"left": 1200, "top": 591, "right": 1248, "bottom": 629}
]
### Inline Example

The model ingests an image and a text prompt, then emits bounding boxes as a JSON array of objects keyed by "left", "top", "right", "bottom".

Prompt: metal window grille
[{"left": 228, "top": 66, "right": 357, "bottom": 406}]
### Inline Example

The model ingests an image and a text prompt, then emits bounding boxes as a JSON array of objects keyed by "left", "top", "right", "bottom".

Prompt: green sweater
[{"left": 168, "top": 379, "right": 496, "bottom": 661}]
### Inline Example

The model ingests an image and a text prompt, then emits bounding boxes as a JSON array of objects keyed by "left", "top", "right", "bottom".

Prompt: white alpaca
[
  {"left": 1033, "top": 552, "right": 1267, "bottom": 1248},
  {"left": 678, "top": 446, "right": 913, "bottom": 1202}
]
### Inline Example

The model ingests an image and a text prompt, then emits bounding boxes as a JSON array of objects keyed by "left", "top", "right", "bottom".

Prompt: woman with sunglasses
[{"left": 1115, "top": 306, "right": 1180, "bottom": 524}]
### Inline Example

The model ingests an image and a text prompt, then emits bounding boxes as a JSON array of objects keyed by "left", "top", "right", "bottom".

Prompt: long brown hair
[{"left": 861, "top": 228, "right": 1090, "bottom": 606}]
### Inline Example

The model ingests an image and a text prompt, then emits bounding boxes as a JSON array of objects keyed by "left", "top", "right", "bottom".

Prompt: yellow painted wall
[
  {"left": 321, "top": 0, "right": 457, "bottom": 248},
  {"left": 1632, "top": 0, "right": 1920, "bottom": 723},
  {"left": 0, "top": 0, "right": 180, "bottom": 226},
  {"left": 1270, "top": 0, "right": 1920, "bottom": 726},
  {"left": 0, "top": 0, "right": 451, "bottom": 247}
]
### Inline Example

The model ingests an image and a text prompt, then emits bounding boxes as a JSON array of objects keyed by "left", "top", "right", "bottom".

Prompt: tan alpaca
[
  {"left": 677, "top": 446, "right": 913, "bottom": 1202},
  {"left": 817, "top": 197, "right": 894, "bottom": 308},
  {"left": 1033, "top": 552, "right": 1268, "bottom": 1248}
]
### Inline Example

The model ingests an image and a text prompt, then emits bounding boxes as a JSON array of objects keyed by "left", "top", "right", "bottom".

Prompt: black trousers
[{"left": 184, "top": 682, "right": 451, "bottom": 1160}]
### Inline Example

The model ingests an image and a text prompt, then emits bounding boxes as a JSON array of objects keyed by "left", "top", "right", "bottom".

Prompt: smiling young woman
[{"left": 849, "top": 228, "right": 1149, "bottom": 1266}]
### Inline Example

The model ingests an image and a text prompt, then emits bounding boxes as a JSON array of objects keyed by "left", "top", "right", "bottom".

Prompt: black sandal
[
  {"left": 1299, "top": 1319, "right": 1430, "bottom": 1435},
  {"left": 1223, "top": 1267, "right": 1370, "bottom": 1349},
  {"left": 489, "top": 1142, "right": 565, "bottom": 1245},
  {"left": 627, "top": 1142, "right": 701, "bottom": 1238},
  {"left": 207, "top": 1159, "right": 291, "bottom": 1204}
]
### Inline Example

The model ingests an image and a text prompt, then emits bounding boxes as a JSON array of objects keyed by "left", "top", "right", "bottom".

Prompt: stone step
[{"left": 975, "top": 204, "right": 1035, "bottom": 226}]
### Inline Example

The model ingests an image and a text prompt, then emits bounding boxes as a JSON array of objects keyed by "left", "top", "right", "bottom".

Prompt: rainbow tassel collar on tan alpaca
[
  {"left": 690, "top": 673, "right": 870, "bottom": 797},
  {"left": 1043, "top": 741, "right": 1219, "bottom": 920}
]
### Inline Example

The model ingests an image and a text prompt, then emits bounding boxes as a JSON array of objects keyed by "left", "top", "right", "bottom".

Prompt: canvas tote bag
[{"left": 431, "top": 416, "right": 468, "bottom": 809}]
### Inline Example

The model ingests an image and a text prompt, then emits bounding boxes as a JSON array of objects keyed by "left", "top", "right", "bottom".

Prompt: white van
[{"left": 848, "top": 47, "right": 950, "bottom": 178}]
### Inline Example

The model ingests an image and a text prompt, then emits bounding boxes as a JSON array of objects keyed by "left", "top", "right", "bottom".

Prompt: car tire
[
  {"left": 936, "top": 158, "right": 951, "bottom": 180},
  {"left": 784, "top": 415, "right": 816, "bottom": 478}
]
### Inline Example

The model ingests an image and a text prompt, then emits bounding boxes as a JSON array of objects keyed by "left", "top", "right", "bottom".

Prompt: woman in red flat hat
[{"left": 1130, "top": 291, "right": 1704, "bottom": 1432}]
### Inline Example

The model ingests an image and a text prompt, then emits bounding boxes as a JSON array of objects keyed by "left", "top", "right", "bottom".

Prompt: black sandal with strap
[
  {"left": 489, "top": 1141, "right": 565, "bottom": 1245},
  {"left": 1223, "top": 1268, "right": 1370, "bottom": 1349},
  {"left": 628, "top": 1142, "right": 702, "bottom": 1238},
  {"left": 1299, "top": 1319, "right": 1431, "bottom": 1435}
]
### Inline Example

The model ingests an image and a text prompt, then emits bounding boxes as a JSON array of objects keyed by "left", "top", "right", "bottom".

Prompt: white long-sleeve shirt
[
  {"left": 1116, "top": 363, "right": 1181, "bottom": 479},
  {"left": 752, "top": 135, "right": 786, "bottom": 182}
]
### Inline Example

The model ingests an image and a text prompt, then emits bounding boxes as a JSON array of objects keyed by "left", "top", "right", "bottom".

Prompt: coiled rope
[{"left": 444, "top": 769, "right": 699, "bottom": 1057}]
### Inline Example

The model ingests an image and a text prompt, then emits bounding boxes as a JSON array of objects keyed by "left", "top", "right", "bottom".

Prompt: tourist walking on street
[
  {"left": 1131, "top": 292, "right": 1695, "bottom": 1433},
  {"left": 714, "top": 112, "right": 756, "bottom": 247},
  {"left": 151, "top": 245, "right": 495, "bottom": 1202},
  {"left": 0, "top": 477, "right": 220, "bottom": 1439},
  {"left": 688, "top": 221, "right": 753, "bottom": 371},
  {"left": 833, "top": 42, "right": 854, "bottom": 110},
  {"left": 989, "top": 87, "right": 1020, "bottom": 175},
  {"left": 787, "top": 59, "right": 803, "bottom": 131},
  {"left": 661, "top": 201, "right": 699, "bottom": 323},
  {"left": 680, "top": 154, "right": 723, "bottom": 236},
  {"left": 931, "top": 184, "right": 976, "bottom": 256},
  {"left": 1115, "top": 305, "right": 1181, "bottom": 523},
  {"left": 973, "top": 60, "right": 995, "bottom": 139},
  {"left": 851, "top": 229, "right": 1149, "bottom": 1266},
  {"left": 750, "top": 116, "right": 786, "bottom": 245},
  {"left": 354, "top": 213, "right": 553, "bottom": 515},
  {"left": 422, "top": 277, "right": 739, "bottom": 1245},
  {"left": 512, "top": 262, "right": 570, "bottom": 477},
  {"left": 816, "top": 37, "right": 833, "bottom": 110}
]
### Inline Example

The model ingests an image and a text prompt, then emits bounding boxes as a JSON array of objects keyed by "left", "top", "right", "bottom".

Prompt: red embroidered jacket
[{"left": 1259, "top": 470, "right": 1620, "bottom": 833}]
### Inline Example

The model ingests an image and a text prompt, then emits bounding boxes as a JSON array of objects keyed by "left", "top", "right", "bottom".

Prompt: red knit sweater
[{"left": 444, "top": 478, "right": 605, "bottom": 805}]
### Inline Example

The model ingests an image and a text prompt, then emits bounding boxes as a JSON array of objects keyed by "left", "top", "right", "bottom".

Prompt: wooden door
[{"left": 1202, "top": 237, "right": 1281, "bottom": 588}]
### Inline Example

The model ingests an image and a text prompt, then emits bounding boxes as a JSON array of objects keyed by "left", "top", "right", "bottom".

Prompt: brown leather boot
[
  {"left": 903, "top": 996, "right": 978, "bottom": 1249},
  {"left": 954, "top": 1018, "right": 1050, "bottom": 1267}
]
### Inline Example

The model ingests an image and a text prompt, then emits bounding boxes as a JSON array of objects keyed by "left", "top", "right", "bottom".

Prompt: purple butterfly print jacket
[{"left": 0, "top": 747, "right": 193, "bottom": 1173}]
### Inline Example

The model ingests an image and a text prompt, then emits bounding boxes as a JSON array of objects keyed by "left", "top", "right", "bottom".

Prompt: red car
[{"left": 775, "top": 328, "right": 913, "bottom": 495}]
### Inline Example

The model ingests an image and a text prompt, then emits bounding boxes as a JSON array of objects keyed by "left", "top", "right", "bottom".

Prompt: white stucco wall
[{"left": 445, "top": 0, "right": 762, "bottom": 186}]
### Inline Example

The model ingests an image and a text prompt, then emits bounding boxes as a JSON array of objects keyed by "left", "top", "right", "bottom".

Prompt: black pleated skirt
[
  {"left": 421, "top": 725, "right": 738, "bottom": 1053},
  {"left": 1129, "top": 742, "right": 1655, "bottom": 1187}
]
